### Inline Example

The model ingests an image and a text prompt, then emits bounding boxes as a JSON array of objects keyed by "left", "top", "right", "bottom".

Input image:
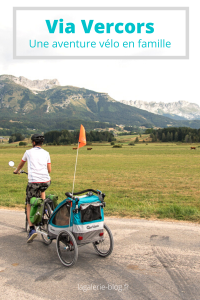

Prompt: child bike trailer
[{"left": 48, "top": 189, "right": 114, "bottom": 267}]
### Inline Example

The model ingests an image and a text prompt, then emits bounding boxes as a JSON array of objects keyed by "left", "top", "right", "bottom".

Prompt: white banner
[{"left": 14, "top": 7, "right": 189, "bottom": 59}]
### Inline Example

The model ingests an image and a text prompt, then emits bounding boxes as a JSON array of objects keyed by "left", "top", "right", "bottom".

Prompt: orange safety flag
[{"left": 78, "top": 124, "right": 86, "bottom": 149}]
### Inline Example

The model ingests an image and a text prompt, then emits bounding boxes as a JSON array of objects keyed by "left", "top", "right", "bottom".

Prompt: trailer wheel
[
  {"left": 93, "top": 224, "right": 114, "bottom": 257},
  {"left": 56, "top": 231, "right": 78, "bottom": 267}
]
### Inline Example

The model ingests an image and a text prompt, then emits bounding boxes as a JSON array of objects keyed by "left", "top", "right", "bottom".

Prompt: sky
[{"left": 0, "top": 0, "right": 199, "bottom": 105}]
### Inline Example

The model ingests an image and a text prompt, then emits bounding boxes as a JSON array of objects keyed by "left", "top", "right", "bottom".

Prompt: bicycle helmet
[{"left": 31, "top": 134, "right": 45, "bottom": 143}]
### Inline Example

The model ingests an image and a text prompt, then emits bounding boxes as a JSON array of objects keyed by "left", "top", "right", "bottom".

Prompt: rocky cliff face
[
  {"left": 120, "top": 100, "right": 200, "bottom": 120},
  {"left": 0, "top": 75, "right": 60, "bottom": 91}
]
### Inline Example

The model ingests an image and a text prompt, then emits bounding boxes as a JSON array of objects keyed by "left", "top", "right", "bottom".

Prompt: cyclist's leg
[
  {"left": 27, "top": 204, "right": 34, "bottom": 226},
  {"left": 41, "top": 191, "right": 45, "bottom": 200},
  {"left": 26, "top": 184, "right": 34, "bottom": 227},
  {"left": 40, "top": 181, "right": 51, "bottom": 200},
  {"left": 26, "top": 183, "right": 39, "bottom": 242},
  {"left": 26, "top": 183, "right": 41, "bottom": 227}
]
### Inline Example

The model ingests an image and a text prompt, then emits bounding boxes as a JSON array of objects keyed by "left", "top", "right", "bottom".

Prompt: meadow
[{"left": 1, "top": 142, "right": 200, "bottom": 222}]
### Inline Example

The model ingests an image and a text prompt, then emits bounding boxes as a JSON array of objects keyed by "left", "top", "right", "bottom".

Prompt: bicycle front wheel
[
  {"left": 56, "top": 231, "right": 78, "bottom": 267},
  {"left": 25, "top": 205, "right": 29, "bottom": 232}
]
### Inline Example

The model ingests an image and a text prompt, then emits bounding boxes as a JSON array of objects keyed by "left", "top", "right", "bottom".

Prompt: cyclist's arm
[
  {"left": 14, "top": 160, "right": 26, "bottom": 174},
  {"left": 47, "top": 163, "right": 51, "bottom": 173}
]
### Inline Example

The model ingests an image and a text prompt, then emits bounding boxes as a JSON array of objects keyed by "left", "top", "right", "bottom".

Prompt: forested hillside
[
  {"left": 1, "top": 75, "right": 200, "bottom": 132},
  {"left": 146, "top": 127, "right": 200, "bottom": 143}
]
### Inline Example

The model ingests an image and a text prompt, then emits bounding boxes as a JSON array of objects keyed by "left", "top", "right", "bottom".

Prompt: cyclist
[{"left": 14, "top": 134, "right": 51, "bottom": 243}]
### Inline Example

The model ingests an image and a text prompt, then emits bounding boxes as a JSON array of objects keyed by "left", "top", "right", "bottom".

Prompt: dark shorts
[{"left": 26, "top": 181, "right": 51, "bottom": 204}]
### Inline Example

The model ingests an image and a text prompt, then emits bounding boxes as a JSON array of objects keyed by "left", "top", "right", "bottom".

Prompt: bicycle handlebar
[
  {"left": 20, "top": 170, "right": 28, "bottom": 175},
  {"left": 13, "top": 170, "right": 28, "bottom": 175}
]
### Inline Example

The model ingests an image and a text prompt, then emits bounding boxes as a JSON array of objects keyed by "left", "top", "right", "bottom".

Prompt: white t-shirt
[{"left": 22, "top": 147, "right": 51, "bottom": 183}]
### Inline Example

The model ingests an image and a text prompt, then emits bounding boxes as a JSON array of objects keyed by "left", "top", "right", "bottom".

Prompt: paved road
[{"left": 0, "top": 209, "right": 200, "bottom": 300}]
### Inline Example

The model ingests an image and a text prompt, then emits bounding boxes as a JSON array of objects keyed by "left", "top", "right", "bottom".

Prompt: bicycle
[{"left": 9, "top": 161, "right": 55, "bottom": 244}]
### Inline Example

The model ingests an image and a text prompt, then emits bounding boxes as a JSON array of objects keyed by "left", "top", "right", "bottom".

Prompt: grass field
[{"left": 1, "top": 143, "right": 200, "bottom": 222}]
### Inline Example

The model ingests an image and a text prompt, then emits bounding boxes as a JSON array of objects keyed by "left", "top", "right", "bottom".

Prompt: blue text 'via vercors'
[{"left": 45, "top": 19, "right": 154, "bottom": 34}]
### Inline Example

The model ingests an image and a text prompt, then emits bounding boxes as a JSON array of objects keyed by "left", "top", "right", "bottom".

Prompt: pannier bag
[
  {"left": 30, "top": 197, "right": 44, "bottom": 225},
  {"left": 80, "top": 202, "right": 103, "bottom": 223},
  {"left": 47, "top": 194, "right": 58, "bottom": 209}
]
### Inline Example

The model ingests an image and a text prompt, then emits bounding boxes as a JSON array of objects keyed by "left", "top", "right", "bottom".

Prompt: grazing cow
[
  {"left": 73, "top": 147, "right": 77, "bottom": 150},
  {"left": 87, "top": 148, "right": 92, "bottom": 150},
  {"left": 190, "top": 147, "right": 196, "bottom": 150}
]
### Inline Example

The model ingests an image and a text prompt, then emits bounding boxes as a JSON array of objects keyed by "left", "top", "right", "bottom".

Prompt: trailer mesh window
[
  {"left": 80, "top": 203, "right": 102, "bottom": 223},
  {"left": 52, "top": 204, "right": 70, "bottom": 226}
]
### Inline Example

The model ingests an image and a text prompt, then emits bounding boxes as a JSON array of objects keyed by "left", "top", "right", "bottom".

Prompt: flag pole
[
  {"left": 72, "top": 143, "right": 79, "bottom": 195},
  {"left": 72, "top": 124, "right": 86, "bottom": 195}
]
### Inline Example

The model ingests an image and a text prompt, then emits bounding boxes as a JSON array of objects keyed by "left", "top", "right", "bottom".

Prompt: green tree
[
  {"left": 151, "top": 134, "right": 157, "bottom": 142},
  {"left": 162, "top": 133, "right": 166, "bottom": 142},
  {"left": 9, "top": 136, "right": 16, "bottom": 143},
  {"left": 175, "top": 132, "right": 178, "bottom": 142},
  {"left": 135, "top": 137, "right": 139, "bottom": 143},
  {"left": 185, "top": 135, "right": 189, "bottom": 143},
  {"left": 156, "top": 132, "right": 159, "bottom": 141},
  {"left": 19, "top": 142, "right": 27, "bottom": 146},
  {"left": 166, "top": 132, "right": 171, "bottom": 142}
]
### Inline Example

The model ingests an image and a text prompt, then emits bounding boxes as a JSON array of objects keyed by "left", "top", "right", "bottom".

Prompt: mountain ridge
[
  {"left": 120, "top": 100, "right": 200, "bottom": 120},
  {"left": 1, "top": 75, "right": 200, "bottom": 132},
  {"left": 0, "top": 75, "right": 60, "bottom": 91}
]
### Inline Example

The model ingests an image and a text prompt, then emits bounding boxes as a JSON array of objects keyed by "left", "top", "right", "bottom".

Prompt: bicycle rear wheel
[
  {"left": 41, "top": 203, "right": 52, "bottom": 245},
  {"left": 56, "top": 231, "right": 78, "bottom": 267}
]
